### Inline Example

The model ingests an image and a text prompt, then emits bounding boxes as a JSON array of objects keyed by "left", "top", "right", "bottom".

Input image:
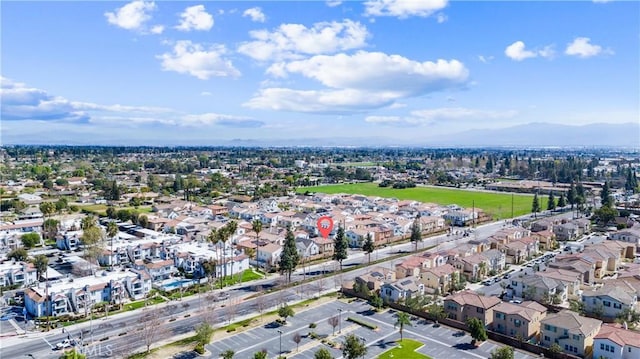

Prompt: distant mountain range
[
  {"left": 422, "top": 122, "right": 640, "bottom": 148},
  {"left": 5, "top": 122, "right": 639, "bottom": 148},
  {"left": 223, "top": 122, "right": 639, "bottom": 148}
]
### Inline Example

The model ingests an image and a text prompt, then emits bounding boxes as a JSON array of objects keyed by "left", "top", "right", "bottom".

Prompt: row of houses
[
  {"left": 23, "top": 268, "right": 152, "bottom": 318},
  {"left": 443, "top": 290, "right": 640, "bottom": 359}
]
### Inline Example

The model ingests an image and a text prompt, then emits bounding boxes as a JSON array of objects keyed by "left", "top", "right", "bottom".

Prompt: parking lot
[{"left": 207, "top": 299, "right": 538, "bottom": 359}]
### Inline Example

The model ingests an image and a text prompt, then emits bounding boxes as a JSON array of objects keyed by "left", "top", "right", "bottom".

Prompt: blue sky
[{"left": 1, "top": 0, "right": 638, "bottom": 145}]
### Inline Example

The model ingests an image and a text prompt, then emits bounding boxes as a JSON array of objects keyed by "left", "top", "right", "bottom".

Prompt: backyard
[{"left": 298, "top": 183, "right": 548, "bottom": 219}]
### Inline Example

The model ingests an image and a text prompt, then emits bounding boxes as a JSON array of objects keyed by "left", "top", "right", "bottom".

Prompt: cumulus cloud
[
  {"left": 105, "top": 0, "right": 157, "bottom": 32},
  {"left": 267, "top": 51, "right": 468, "bottom": 94},
  {"left": 248, "top": 51, "right": 468, "bottom": 114},
  {"left": 326, "top": 0, "right": 343, "bottom": 7},
  {"left": 365, "top": 107, "right": 518, "bottom": 126},
  {"left": 504, "top": 41, "right": 537, "bottom": 61},
  {"left": 237, "top": 19, "right": 369, "bottom": 61},
  {"left": 565, "top": 37, "right": 609, "bottom": 58},
  {"left": 436, "top": 13, "right": 448, "bottom": 23},
  {"left": 157, "top": 40, "right": 240, "bottom": 80},
  {"left": 176, "top": 5, "right": 214, "bottom": 31},
  {"left": 1, "top": 77, "right": 88, "bottom": 122},
  {"left": 0, "top": 77, "right": 259, "bottom": 128},
  {"left": 244, "top": 88, "right": 398, "bottom": 114},
  {"left": 364, "top": 0, "right": 448, "bottom": 18},
  {"left": 243, "top": 7, "right": 266, "bottom": 23},
  {"left": 504, "top": 41, "right": 554, "bottom": 61}
]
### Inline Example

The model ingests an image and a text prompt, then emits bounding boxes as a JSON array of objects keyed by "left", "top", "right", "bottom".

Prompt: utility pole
[{"left": 511, "top": 193, "right": 514, "bottom": 219}]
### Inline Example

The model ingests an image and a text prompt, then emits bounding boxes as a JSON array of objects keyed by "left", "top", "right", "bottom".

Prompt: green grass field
[
  {"left": 298, "top": 183, "right": 547, "bottom": 219},
  {"left": 378, "top": 339, "right": 432, "bottom": 359}
]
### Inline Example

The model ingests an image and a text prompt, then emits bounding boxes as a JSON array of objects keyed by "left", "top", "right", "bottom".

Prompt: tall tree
[
  {"left": 567, "top": 182, "right": 577, "bottom": 209},
  {"left": 395, "top": 312, "right": 411, "bottom": 341},
  {"left": 601, "top": 181, "right": 614, "bottom": 208},
  {"left": 252, "top": 219, "right": 263, "bottom": 272},
  {"left": 81, "top": 215, "right": 96, "bottom": 230},
  {"left": 466, "top": 317, "right": 488, "bottom": 344},
  {"left": 362, "top": 233, "right": 374, "bottom": 264},
  {"left": 279, "top": 226, "right": 300, "bottom": 283},
  {"left": 342, "top": 334, "right": 367, "bottom": 359},
  {"left": 531, "top": 193, "right": 541, "bottom": 218},
  {"left": 39, "top": 201, "right": 55, "bottom": 218},
  {"left": 547, "top": 192, "right": 556, "bottom": 211},
  {"left": 106, "top": 221, "right": 118, "bottom": 269},
  {"left": 207, "top": 228, "right": 220, "bottom": 285},
  {"left": 557, "top": 193, "right": 566, "bottom": 208},
  {"left": 43, "top": 218, "right": 59, "bottom": 240},
  {"left": 333, "top": 226, "right": 348, "bottom": 271},
  {"left": 32, "top": 254, "right": 48, "bottom": 281},
  {"left": 410, "top": 215, "right": 422, "bottom": 252}
]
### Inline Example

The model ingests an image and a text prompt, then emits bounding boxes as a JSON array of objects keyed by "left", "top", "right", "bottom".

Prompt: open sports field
[{"left": 298, "top": 183, "right": 547, "bottom": 219}]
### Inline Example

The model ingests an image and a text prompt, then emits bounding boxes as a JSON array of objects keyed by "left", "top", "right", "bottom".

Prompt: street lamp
[
  {"left": 337, "top": 308, "right": 343, "bottom": 334},
  {"left": 277, "top": 329, "right": 283, "bottom": 355}
]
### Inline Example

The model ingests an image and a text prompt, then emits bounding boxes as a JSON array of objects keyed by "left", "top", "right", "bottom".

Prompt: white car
[{"left": 55, "top": 339, "right": 72, "bottom": 350}]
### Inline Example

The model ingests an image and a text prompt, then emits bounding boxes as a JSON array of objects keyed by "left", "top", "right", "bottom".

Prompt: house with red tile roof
[{"left": 593, "top": 324, "right": 640, "bottom": 359}]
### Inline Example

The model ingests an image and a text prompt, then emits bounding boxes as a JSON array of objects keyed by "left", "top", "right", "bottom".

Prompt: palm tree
[
  {"left": 32, "top": 254, "right": 49, "bottom": 330},
  {"left": 81, "top": 214, "right": 96, "bottom": 230},
  {"left": 394, "top": 312, "right": 411, "bottom": 341},
  {"left": 106, "top": 221, "right": 118, "bottom": 270},
  {"left": 225, "top": 220, "right": 238, "bottom": 283},
  {"left": 251, "top": 219, "right": 263, "bottom": 272},
  {"left": 477, "top": 262, "right": 487, "bottom": 281},
  {"left": 207, "top": 228, "right": 220, "bottom": 286}
]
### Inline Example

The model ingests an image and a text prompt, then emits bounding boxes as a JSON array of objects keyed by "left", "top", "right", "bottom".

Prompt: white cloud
[
  {"left": 105, "top": 0, "right": 157, "bottom": 31},
  {"left": 478, "top": 55, "right": 494, "bottom": 64},
  {"left": 565, "top": 37, "right": 609, "bottom": 58},
  {"left": 237, "top": 20, "right": 369, "bottom": 61},
  {"left": 365, "top": 107, "right": 518, "bottom": 126},
  {"left": 592, "top": 0, "right": 613, "bottom": 3},
  {"left": 267, "top": 51, "right": 468, "bottom": 95},
  {"left": 1, "top": 77, "right": 87, "bottom": 122},
  {"left": 243, "top": 7, "right": 266, "bottom": 23},
  {"left": 539, "top": 45, "right": 555, "bottom": 59},
  {"left": 504, "top": 41, "right": 537, "bottom": 61},
  {"left": 244, "top": 88, "right": 398, "bottom": 114},
  {"left": 504, "top": 41, "right": 556, "bottom": 61},
  {"left": 176, "top": 5, "right": 214, "bottom": 31},
  {"left": 249, "top": 51, "right": 468, "bottom": 114},
  {"left": 436, "top": 13, "right": 448, "bottom": 23},
  {"left": 157, "top": 41, "right": 240, "bottom": 80},
  {"left": 200, "top": 91, "right": 212, "bottom": 96},
  {"left": 364, "top": 0, "right": 448, "bottom": 18},
  {"left": 0, "top": 77, "right": 261, "bottom": 128},
  {"left": 150, "top": 25, "right": 164, "bottom": 34},
  {"left": 326, "top": 0, "right": 343, "bottom": 7}
]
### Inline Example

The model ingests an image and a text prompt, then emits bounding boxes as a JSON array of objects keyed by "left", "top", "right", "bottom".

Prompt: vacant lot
[{"left": 298, "top": 183, "right": 547, "bottom": 219}]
